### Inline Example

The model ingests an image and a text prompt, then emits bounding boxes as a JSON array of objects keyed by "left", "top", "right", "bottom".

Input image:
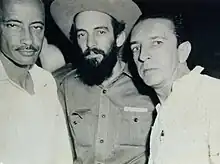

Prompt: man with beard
[
  {"left": 0, "top": 0, "right": 73, "bottom": 163},
  {"left": 51, "top": 0, "right": 155, "bottom": 163},
  {"left": 71, "top": 34, "right": 119, "bottom": 86}
]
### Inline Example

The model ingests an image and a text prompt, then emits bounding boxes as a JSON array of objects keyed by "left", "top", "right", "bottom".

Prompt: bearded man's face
[{"left": 74, "top": 11, "right": 120, "bottom": 86}]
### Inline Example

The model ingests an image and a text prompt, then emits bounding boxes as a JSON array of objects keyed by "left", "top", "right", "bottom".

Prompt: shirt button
[
  {"left": 95, "top": 162, "right": 104, "bottom": 164},
  {"left": 100, "top": 139, "right": 104, "bottom": 143},
  {"left": 102, "top": 89, "right": 107, "bottom": 94},
  {"left": 102, "top": 114, "right": 106, "bottom": 118},
  {"left": 134, "top": 117, "right": 139, "bottom": 122}
]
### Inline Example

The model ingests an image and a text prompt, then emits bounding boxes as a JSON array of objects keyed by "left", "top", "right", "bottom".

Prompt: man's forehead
[
  {"left": 1, "top": 0, "right": 45, "bottom": 23},
  {"left": 131, "top": 18, "right": 175, "bottom": 41},
  {"left": 2, "top": 0, "right": 44, "bottom": 13},
  {"left": 75, "top": 11, "right": 113, "bottom": 29}
]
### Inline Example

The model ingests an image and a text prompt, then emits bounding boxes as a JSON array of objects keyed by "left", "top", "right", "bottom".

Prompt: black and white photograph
[{"left": 1, "top": 0, "right": 220, "bottom": 163}]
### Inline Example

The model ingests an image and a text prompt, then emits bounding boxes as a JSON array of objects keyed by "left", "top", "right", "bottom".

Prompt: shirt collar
[
  {"left": 0, "top": 59, "right": 37, "bottom": 81},
  {"left": 155, "top": 103, "right": 161, "bottom": 113},
  {"left": 0, "top": 59, "right": 10, "bottom": 81},
  {"left": 122, "top": 62, "right": 132, "bottom": 78}
]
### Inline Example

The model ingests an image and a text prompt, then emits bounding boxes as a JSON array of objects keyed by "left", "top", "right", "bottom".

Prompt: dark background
[{"left": 42, "top": 0, "right": 220, "bottom": 71}]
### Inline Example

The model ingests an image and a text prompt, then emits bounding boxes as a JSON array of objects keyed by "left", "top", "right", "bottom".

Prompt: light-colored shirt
[
  {"left": 149, "top": 66, "right": 220, "bottom": 164},
  {"left": 0, "top": 61, "right": 73, "bottom": 164},
  {"left": 56, "top": 63, "right": 155, "bottom": 164}
]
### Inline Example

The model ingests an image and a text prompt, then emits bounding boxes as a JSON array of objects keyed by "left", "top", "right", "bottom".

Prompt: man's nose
[
  {"left": 86, "top": 34, "right": 96, "bottom": 48},
  {"left": 139, "top": 49, "right": 151, "bottom": 62},
  {"left": 20, "top": 28, "right": 33, "bottom": 45}
]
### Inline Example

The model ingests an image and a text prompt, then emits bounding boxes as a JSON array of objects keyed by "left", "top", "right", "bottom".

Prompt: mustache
[
  {"left": 83, "top": 48, "right": 105, "bottom": 57},
  {"left": 15, "top": 45, "right": 38, "bottom": 52}
]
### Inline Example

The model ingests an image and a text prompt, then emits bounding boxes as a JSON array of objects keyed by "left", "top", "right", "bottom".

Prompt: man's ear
[
  {"left": 177, "top": 41, "right": 191, "bottom": 63},
  {"left": 116, "top": 31, "right": 126, "bottom": 47}
]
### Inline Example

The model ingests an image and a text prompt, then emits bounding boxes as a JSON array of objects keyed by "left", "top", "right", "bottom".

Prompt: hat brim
[{"left": 50, "top": 0, "right": 141, "bottom": 41}]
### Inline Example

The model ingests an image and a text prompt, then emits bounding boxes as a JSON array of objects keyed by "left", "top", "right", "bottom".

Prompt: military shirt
[{"left": 55, "top": 62, "right": 155, "bottom": 164}]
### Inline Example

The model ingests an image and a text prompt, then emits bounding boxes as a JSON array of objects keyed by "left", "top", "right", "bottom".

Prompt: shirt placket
[{"left": 94, "top": 88, "right": 110, "bottom": 164}]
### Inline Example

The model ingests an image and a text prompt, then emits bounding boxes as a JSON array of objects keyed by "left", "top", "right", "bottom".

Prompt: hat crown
[{"left": 50, "top": 0, "right": 142, "bottom": 40}]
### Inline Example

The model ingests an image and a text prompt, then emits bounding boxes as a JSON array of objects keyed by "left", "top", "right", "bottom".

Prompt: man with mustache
[
  {"left": 51, "top": 0, "right": 155, "bottom": 163},
  {"left": 0, "top": 0, "right": 73, "bottom": 163}
]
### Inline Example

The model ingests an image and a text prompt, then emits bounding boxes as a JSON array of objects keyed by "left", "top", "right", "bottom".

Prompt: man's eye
[
  {"left": 5, "top": 23, "right": 18, "bottom": 28},
  {"left": 152, "top": 40, "right": 163, "bottom": 46},
  {"left": 77, "top": 33, "right": 85, "bottom": 39},
  {"left": 131, "top": 46, "right": 140, "bottom": 53},
  {"left": 97, "top": 30, "right": 106, "bottom": 35},
  {"left": 32, "top": 25, "right": 44, "bottom": 30}
]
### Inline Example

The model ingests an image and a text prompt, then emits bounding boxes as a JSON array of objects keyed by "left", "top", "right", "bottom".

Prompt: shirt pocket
[
  {"left": 69, "top": 109, "right": 96, "bottom": 146},
  {"left": 117, "top": 109, "right": 152, "bottom": 146}
]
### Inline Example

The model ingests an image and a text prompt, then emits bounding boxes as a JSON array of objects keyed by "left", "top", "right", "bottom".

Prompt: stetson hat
[{"left": 50, "top": 0, "right": 141, "bottom": 41}]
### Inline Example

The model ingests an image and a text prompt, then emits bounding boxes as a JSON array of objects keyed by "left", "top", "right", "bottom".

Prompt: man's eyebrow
[
  {"left": 150, "top": 36, "right": 167, "bottom": 40},
  {"left": 130, "top": 41, "right": 139, "bottom": 46},
  {"left": 3, "top": 20, "right": 45, "bottom": 26},
  {"left": 76, "top": 26, "right": 109, "bottom": 33},
  {"left": 3, "top": 19, "right": 22, "bottom": 23},
  {"left": 76, "top": 29, "right": 86, "bottom": 33},
  {"left": 94, "top": 26, "right": 109, "bottom": 31},
  {"left": 31, "top": 21, "right": 45, "bottom": 26}
]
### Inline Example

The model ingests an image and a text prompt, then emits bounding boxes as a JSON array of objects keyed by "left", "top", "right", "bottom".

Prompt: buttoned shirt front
[
  {"left": 0, "top": 61, "right": 73, "bottom": 164},
  {"left": 149, "top": 66, "right": 220, "bottom": 164},
  {"left": 57, "top": 62, "right": 155, "bottom": 164}
]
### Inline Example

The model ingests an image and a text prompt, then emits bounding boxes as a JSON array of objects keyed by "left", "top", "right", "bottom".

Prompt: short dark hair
[
  {"left": 110, "top": 16, "right": 125, "bottom": 37},
  {"left": 69, "top": 12, "right": 125, "bottom": 42},
  {"left": 136, "top": 12, "right": 189, "bottom": 46}
]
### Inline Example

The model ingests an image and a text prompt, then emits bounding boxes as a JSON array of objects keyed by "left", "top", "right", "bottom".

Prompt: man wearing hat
[{"left": 51, "top": 0, "right": 155, "bottom": 163}]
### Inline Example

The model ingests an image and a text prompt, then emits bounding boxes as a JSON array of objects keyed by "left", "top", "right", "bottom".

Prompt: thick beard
[{"left": 75, "top": 43, "right": 119, "bottom": 86}]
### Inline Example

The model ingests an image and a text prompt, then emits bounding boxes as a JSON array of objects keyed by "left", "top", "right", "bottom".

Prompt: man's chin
[
  {"left": 76, "top": 60, "right": 115, "bottom": 86},
  {"left": 142, "top": 76, "right": 162, "bottom": 88},
  {"left": 86, "top": 56, "right": 103, "bottom": 65},
  {"left": 3, "top": 54, "right": 36, "bottom": 68},
  {"left": 15, "top": 57, "right": 37, "bottom": 65},
  {"left": 146, "top": 79, "right": 172, "bottom": 92},
  {"left": 76, "top": 43, "right": 118, "bottom": 86}
]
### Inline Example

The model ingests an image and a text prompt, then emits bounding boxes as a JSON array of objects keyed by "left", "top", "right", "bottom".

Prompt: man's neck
[
  {"left": 101, "top": 60, "right": 123, "bottom": 87},
  {"left": 155, "top": 63, "right": 190, "bottom": 103},
  {"left": 0, "top": 52, "right": 34, "bottom": 94}
]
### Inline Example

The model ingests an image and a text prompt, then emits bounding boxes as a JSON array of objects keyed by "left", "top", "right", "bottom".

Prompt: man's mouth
[
  {"left": 85, "top": 52, "right": 104, "bottom": 63},
  {"left": 140, "top": 64, "right": 158, "bottom": 74},
  {"left": 18, "top": 50, "right": 36, "bottom": 56}
]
